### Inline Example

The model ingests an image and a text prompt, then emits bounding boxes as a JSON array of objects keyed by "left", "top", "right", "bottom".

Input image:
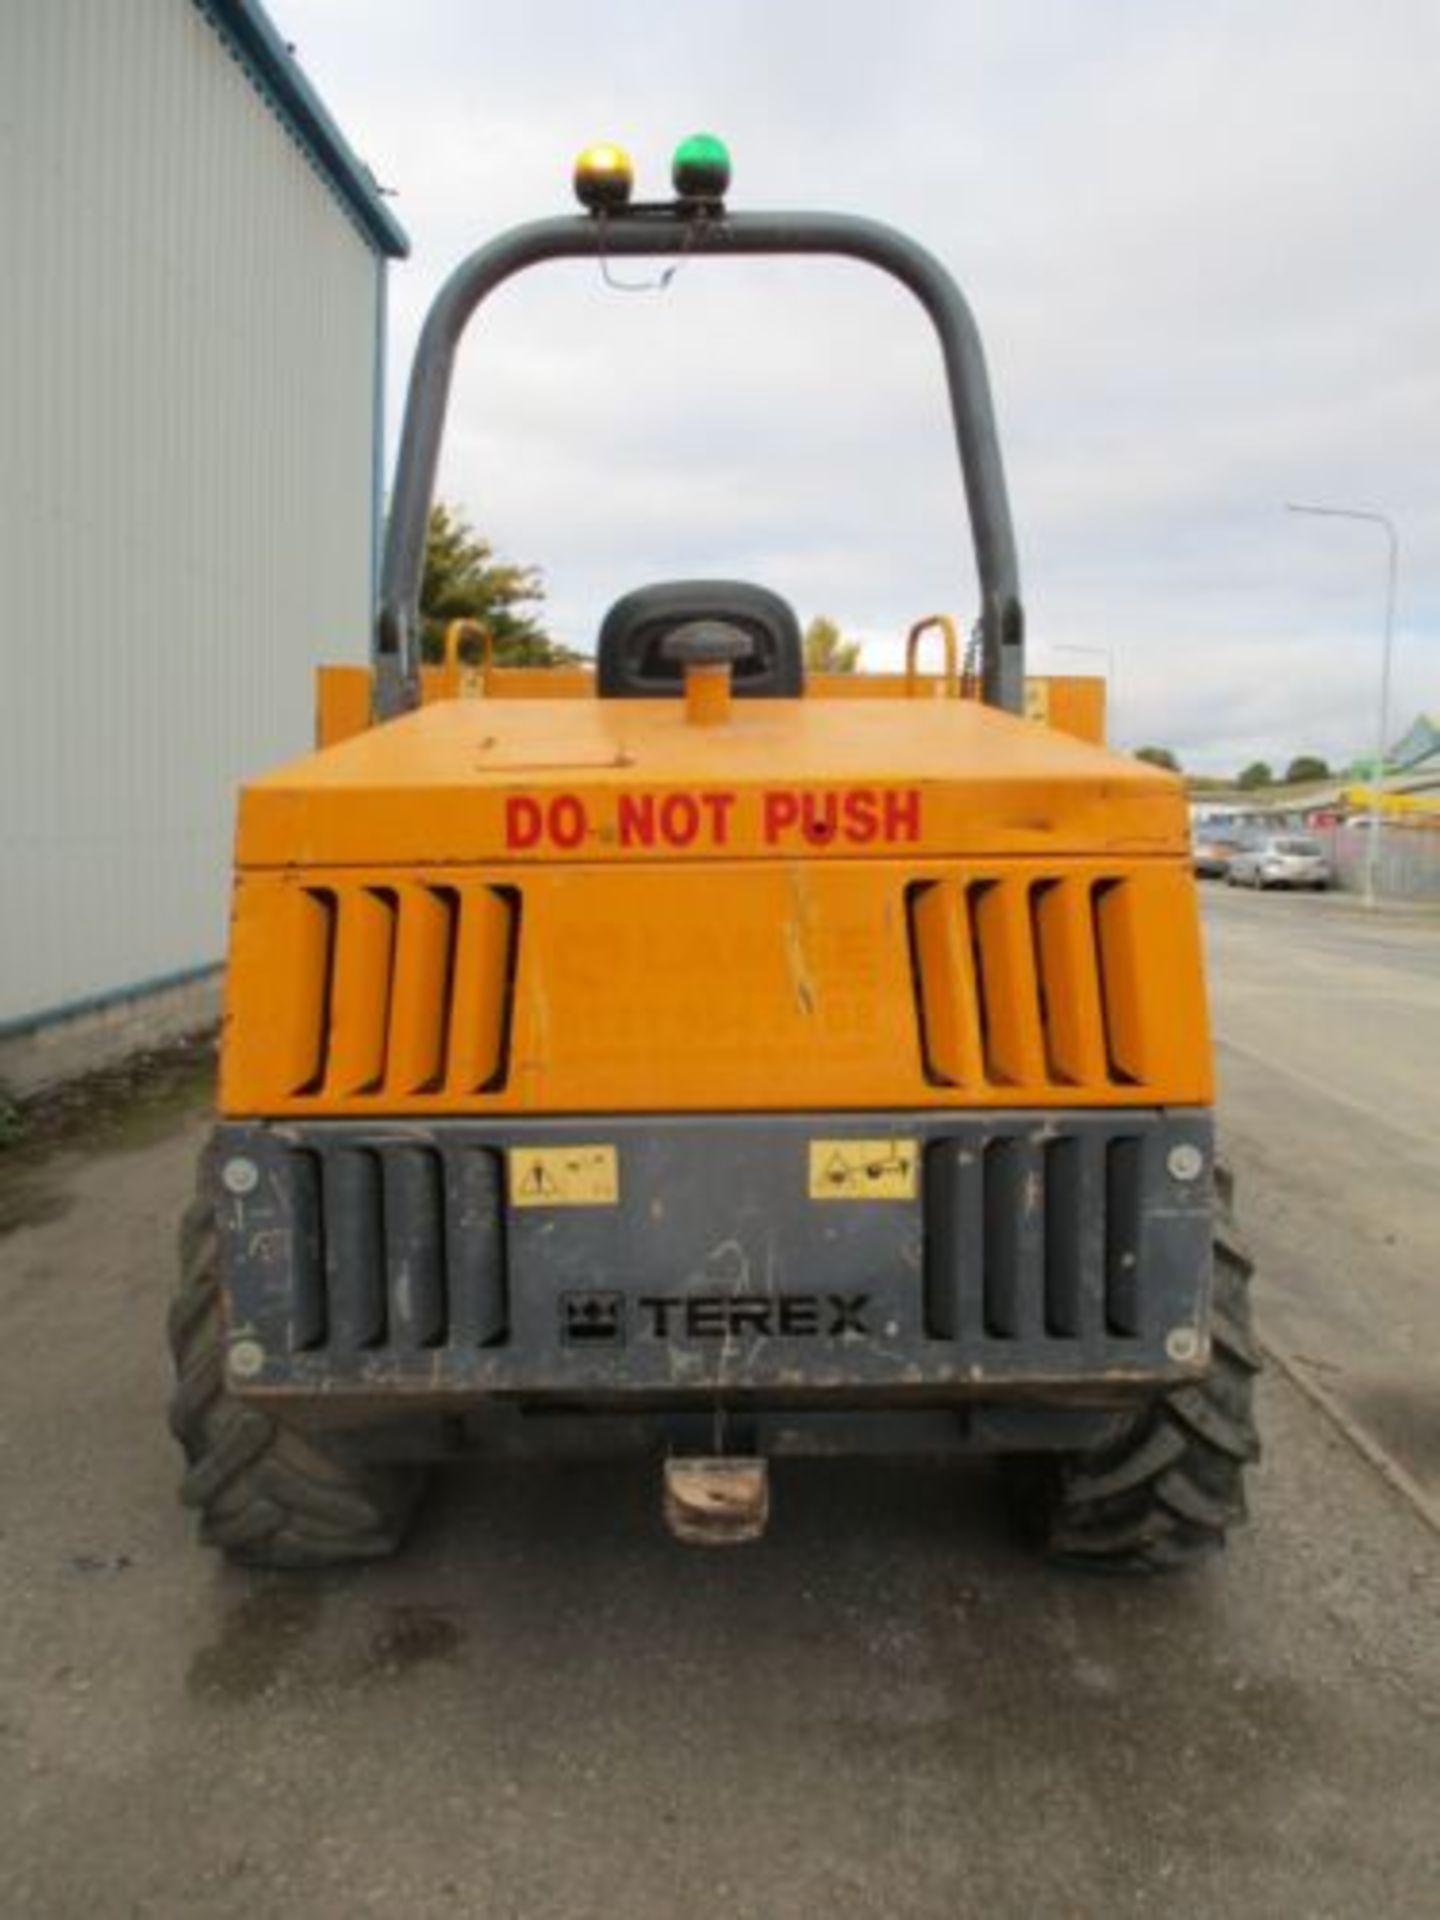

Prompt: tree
[
  {"left": 1285, "top": 754, "right": 1330, "bottom": 784},
  {"left": 803, "top": 615, "right": 861, "bottom": 674},
  {"left": 1134, "top": 746, "right": 1180, "bottom": 772},
  {"left": 419, "top": 501, "right": 573, "bottom": 665},
  {"left": 1237, "top": 761, "right": 1273, "bottom": 790}
]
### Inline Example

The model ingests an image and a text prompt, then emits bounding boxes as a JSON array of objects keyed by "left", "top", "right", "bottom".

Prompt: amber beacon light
[{"left": 573, "top": 141, "right": 634, "bottom": 211}]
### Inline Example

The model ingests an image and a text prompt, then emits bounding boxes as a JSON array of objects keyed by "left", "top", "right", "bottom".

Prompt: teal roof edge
[{"left": 192, "top": 0, "right": 410, "bottom": 258}]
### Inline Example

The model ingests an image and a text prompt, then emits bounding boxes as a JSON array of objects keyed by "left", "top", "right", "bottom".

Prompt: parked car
[
  {"left": 1192, "top": 829, "right": 1242, "bottom": 878},
  {"left": 1226, "top": 833, "right": 1331, "bottom": 890}
]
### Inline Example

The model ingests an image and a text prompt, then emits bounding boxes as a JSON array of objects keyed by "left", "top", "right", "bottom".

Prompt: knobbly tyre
[{"left": 169, "top": 136, "right": 1259, "bottom": 1571}]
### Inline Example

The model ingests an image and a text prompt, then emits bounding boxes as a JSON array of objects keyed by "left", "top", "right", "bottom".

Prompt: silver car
[
  {"left": 1226, "top": 833, "right": 1331, "bottom": 891},
  {"left": 1192, "top": 828, "right": 1242, "bottom": 879}
]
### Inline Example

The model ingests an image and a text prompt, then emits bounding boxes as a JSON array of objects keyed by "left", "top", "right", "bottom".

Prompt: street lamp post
[
  {"left": 1053, "top": 643, "right": 1119, "bottom": 745},
  {"left": 1284, "top": 504, "right": 1399, "bottom": 907}
]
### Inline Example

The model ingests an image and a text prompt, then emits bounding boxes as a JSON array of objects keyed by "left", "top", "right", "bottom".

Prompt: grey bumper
[{"left": 212, "top": 1111, "right": 1215, "bottom": 1403}]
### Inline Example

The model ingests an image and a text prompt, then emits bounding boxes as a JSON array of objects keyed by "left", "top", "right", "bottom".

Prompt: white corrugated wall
[{"left": 0, "top": 0, "right": 380, "bottom": 1029}]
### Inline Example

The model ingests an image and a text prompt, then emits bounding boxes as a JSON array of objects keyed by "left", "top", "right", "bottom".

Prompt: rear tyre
[
  {"left": 1037, "top": 1178, "right": 1261, "bottom": 1574},
  {"left": 168, "top": 1177, "right": 425, "bottom": 1569}
]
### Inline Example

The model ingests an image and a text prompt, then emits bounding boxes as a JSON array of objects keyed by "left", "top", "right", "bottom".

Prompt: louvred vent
[
  {"left": 257, "top": 882, "right": 520, "bottom": 1099},
  {"left": 907, "top": 874, "right": 1150, "bottom": 1095}
]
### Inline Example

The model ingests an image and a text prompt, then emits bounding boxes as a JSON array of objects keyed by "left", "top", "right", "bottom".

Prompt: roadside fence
[{"left": 1318, "top": 821, "right": 1440, "bottom": 902}]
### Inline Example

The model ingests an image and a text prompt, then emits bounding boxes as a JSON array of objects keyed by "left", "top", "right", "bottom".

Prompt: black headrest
[{"left": 597, "top": 580, "right": 804, "bottom": 698}]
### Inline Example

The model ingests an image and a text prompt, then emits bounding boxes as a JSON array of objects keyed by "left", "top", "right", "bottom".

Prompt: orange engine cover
[{"left": 221, "top": 693, "right": 1211, "bottom": 1117}]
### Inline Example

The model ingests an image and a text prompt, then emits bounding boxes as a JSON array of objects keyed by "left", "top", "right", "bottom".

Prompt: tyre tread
[
  {"left": 167, "top": 1180, "right": 422, "bottom": 1569},
  {"left": 1041, "top": 1168, "right": 1260, "bottom": 1575}
]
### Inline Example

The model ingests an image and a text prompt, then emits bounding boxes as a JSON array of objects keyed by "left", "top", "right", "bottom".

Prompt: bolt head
[
  {"left": 221, "top": 1155, "right": 259, "bottom": 1196},
  {"left": 228, "top": 1338, "right": 265, "bottom": 1380},
  {"left": 1167, "top": 1143, "right": 1205, "bottom": 1184},
  {"left": 1166, "top": 1326, "right": 1203, "bottom": 1365}
]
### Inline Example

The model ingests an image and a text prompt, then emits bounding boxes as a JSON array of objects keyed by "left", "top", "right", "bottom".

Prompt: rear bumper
[{"left": 211, "top": 1110, "right": 1215, "bottom": 1406}]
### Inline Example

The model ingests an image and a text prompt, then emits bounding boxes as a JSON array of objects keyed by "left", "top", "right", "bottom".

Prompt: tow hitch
[{"left": 662, "top": 1457, "right": 771, "bottom": 1546}]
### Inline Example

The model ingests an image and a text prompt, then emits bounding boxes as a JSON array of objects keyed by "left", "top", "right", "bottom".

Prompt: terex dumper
[{"left": 169, "top": 138, "right": 1259, "bottom": 1571}]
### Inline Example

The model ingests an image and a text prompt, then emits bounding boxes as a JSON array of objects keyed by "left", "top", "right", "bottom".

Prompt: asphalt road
[
  {"left": 1203, "top": 884, "right": 1440, "bottom": 1507},
  {"left": 2, "top": 897, "right": 1439, "bottom": 1918}
]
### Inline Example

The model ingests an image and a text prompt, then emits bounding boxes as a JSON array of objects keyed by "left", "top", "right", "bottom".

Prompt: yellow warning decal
[
  {"left": 509, "top": 1145, "right": 619, "bottom": 1208},
  {"left": 808, "top": 1139, "right": 919, "bottom": 1202}
]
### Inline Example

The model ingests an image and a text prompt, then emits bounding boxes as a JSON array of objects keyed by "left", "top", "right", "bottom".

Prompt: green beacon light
[
  {"left": 574, "top": 142, "right": 634, "bottom": 212},
  {"left": 672, "top": 132, "right": 731, "bottom": 203}
]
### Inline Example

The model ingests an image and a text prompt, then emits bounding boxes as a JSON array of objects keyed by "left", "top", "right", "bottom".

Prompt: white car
[{"left": 1226, "top": 833, "right": 1331, "bottom": 890}]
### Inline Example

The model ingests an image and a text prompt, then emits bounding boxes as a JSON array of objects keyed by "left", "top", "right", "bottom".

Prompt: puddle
[
  {"left": 0, "top": 1172, "right": 74, "bottom": 1237},
  {"left": 361, "top": 1605, "right": 465, "bottom": 1679},
  {"left": 187, "top": 1586, "right": 465, "bottom": 1704},
  {"left": 187, "top": 1582, "right": 327, "bottom": 1704}
]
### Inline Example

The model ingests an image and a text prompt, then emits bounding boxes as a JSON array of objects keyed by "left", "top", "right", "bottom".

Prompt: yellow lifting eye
[{"left": 573, "top": 142, "right": 634, "bottom": 212}]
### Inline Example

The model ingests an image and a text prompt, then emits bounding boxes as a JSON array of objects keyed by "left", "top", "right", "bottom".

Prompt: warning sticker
[
  {"left": 808, "top": 1139, "right": 919, "bottom": 1202},
  {"left": 510, "top": 1146, "right": 619, "bottom": 1209}
]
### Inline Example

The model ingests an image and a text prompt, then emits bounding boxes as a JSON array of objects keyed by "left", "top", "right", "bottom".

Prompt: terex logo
[{"left": 638, "top": 1293, "right": 870, "bottom": 1340}]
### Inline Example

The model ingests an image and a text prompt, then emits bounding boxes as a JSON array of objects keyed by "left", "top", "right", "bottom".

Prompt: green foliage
[
  {"left": 803, "top": 615, "right": 862, "bottom": 674},
  {"left": 1284, "top": 754, "right": 1330, "bottom": 784},
  {"left": 419, "top": 502, "right": 574, "bottom": 666},
  {"left": 0, "top": 1094, "right": 25, "bottom": 1149},
  {"left": 1135, "top": 745, "right": 1180, "bottom": 772},
  {"left": 1237, "top": 761, "right": 1273, "bottom": 789}
]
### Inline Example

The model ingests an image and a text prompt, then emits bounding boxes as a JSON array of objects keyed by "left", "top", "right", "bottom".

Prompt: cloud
[{"left": 279, "top": 0, "right": 1438, "bottom": 775}]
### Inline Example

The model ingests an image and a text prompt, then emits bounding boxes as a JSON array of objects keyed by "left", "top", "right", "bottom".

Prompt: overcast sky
[{"left": 279, "top": 0, "right": 1437, "bottom": 774}]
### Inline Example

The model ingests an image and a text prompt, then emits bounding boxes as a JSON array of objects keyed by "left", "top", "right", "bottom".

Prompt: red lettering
[
  {"left": 659, "top": 792, "right": 701, "bottom": 846},
  {"left": 699, "top": 790, "right": 738, "bottom": 846},
  {"left": 618, "top": 792, "right": 656, "bottom": 847},
  {"left": 844, "top": 788, "right": 878, "bottom": 845},
  {"left": 549, "top": 794, "right": 587, "bottom": 850},
  {"left": 883, "top": 788, "right": 921, "bottom": 842},
  {"left": 801, "top": 791, "right": 839, "bottom": 844},
  {"left": 608, "top": 784, "right": 918, "bottom": 851},
  {"left": 763, "top": 791, "right": 800, "bottom": 843},
  {"left": 505, "top": 796, "right": 544, "bottom": 849}
]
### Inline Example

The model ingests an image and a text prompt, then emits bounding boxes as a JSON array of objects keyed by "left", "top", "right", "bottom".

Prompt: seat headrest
[{"left": 597, "top": 580, "right": 804, "bottom": 698}]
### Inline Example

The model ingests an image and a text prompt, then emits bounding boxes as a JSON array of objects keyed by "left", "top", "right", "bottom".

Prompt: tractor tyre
[
  {"left": 1038, "top": 1178, "right": 1261, "bottom": 1574},
  {"left": 168, "top": 1187, "right": 425, "bottom": 1569}
]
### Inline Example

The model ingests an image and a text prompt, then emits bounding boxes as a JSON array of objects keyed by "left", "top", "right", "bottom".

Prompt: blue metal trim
[
  {"left": 0, "top": 964, "right": 222, "bottom": 1043},
  {"left": 191, "top": 0, "right": 409, "bottom": 259}
]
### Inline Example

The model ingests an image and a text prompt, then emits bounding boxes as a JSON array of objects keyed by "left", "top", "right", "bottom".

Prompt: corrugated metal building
[{"left": 0, "top": 0, "right": 406, "bottom": 1088}]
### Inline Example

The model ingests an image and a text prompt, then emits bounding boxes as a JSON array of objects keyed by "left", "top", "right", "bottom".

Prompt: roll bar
[{"left": 375, "top": 208, "right": 1024, "bottom": 718}]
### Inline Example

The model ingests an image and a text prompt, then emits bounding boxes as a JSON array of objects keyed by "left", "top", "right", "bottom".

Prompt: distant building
[
  {"left": 1385, "top": 714, "right": 1440, "bottom": 792},
  {"left": 0, "top": 0, "right": 407, "bottom": 1091}
]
